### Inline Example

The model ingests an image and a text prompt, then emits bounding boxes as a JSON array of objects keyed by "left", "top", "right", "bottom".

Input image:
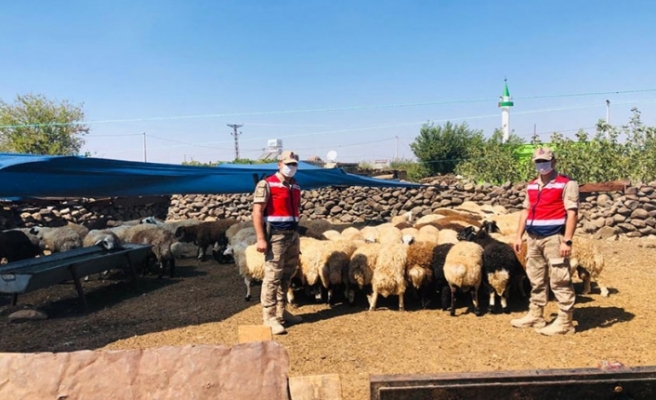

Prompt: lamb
[
  {"left": 368, "top": 242, "right": 408, "bottom": 311},
  {"left": 458, "top": 224, "right": 525, "bottom": 314},
  {"left": 443, "top": 241, "right": 484, "bottom": 316},
  {"left": 405, "top": 241, "right": 436, "bottom": 308},
  {"left": 65, "top": 223, "right": 89, "bottom": 240},
  {"left": 29, "top": 226, "right": 84, "bottom": 253},
  {"left": 570, "top": 236, "right": 608, "bottom": 297},
  {"left": 128, "top": 227, "right": 177, "bottom": 278},
  {"left": 0, "top": 230, "right": 42, "bottom": 262},
  {"left": 174, "top": 219, "right": 238, "bottom": 261}
]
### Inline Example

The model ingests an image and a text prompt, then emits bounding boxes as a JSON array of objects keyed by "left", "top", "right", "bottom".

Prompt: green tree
[
  {"left": 0, "top": 94, "right": 89, "bottom": 155},
  {"left": 410, "top": 121, "right": 483, "bottom": 175},
  {"left": 455, "top": 130, "right": 530, "bottom": 184}
]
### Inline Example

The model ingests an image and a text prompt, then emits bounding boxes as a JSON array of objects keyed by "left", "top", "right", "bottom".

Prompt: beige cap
[
  {"left": 532, "top": 147, "right": 555, "bottom": 161},
  {"left": 279, "top": 150, "right": 299, "bottom": 164}
]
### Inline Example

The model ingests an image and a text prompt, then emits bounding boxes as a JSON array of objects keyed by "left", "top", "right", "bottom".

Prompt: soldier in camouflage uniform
[
  {"left": 511, "top": 147, "right": 579, "bottom": 335},
  {"left": 252, "top": 151, "right": 303, "bottom": 335}
]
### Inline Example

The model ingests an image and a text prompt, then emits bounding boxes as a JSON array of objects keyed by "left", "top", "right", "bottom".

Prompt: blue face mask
[{"left": 535, "top": 161, "right": 553, "bottom": 175}]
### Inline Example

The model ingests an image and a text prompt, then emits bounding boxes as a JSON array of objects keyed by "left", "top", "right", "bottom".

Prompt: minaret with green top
[{"left": 498, "top": 79, "right": 514, "bottom": 142}]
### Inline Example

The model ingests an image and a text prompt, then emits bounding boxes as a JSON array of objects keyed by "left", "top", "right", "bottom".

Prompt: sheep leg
[
  {"left": 197, "top": 245, "right": 208, "bottom": 262},
  {"left": 244, "top": 277, "right": 252, "bottom": 301},
  {"left": 595, "top": 275, "right": 610, "bottom": 297},
  {"left": 398, "top": 291, "right": 405, "bottom": 312},
  {"left": 501, "top": 291, "right": 510, "bottom": 314},
  {"left": 449, "top": 285, "right": 457, "bottom": 316},
  {"left": 168, "top": 258, "right": 175, "bottom": 278},
  {"left": 577, "top": 266, "right": 591, "bottom": 295},
  {"left": 367, "top": 289, "right": 379, "bottom": 311},
  {"left": 471, "top": 285, "right": 482, "bottom": 317},
  {"left": 488, "top": 287, "right": 497, "bottom": 314},
  {"left": 287, "top": 287, "right": 297, "bottom": 307}
]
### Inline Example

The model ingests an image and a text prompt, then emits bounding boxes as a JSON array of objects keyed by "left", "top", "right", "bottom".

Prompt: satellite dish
[{"left": 326, "top": 150, "right": 338, "bottom": 162}]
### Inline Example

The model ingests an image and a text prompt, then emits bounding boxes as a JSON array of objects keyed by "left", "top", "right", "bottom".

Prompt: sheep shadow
[
  {"left": 572, "top": 306, "right": 635, "bottom": 333},
  {"left": 296, "top": 302, "right": 368, "bottom": 324}
]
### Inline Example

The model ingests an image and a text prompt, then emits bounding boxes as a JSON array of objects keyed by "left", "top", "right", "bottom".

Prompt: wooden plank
[
  {"left": 370, "top": 366, "right": 656, "bottom": 400},
  {"left": 289, "top": 374, "right": 343, "bottom": 400},
  {"left": 238, "top": 325, "right": 273, "bottom": 343},
  {"left": 579, "top": 180, "right": 629, "bottom": 193}
]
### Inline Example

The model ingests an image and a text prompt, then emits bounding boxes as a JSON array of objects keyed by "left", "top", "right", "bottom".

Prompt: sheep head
[
  {"left": 456, "top": 226, "right": 477, "bottom": 241},
  {"left": 481, "top": 220, "right": 501, "bottom": 233}
]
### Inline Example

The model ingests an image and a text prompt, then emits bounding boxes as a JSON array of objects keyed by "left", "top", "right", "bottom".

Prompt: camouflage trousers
[
  {"left": 526, "top": 233, "right": 575, "bottom": 313},
  {"left": 261, "top": 231, "right": 300, "bottom": 321}
]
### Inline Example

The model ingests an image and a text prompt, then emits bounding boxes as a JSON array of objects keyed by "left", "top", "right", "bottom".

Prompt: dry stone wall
[{"left": 2, "top": 179, "right": 656, "bottom": 238}]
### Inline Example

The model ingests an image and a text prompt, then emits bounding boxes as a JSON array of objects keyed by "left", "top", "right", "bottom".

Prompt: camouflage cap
[
  {"left": 279, "top": 150, "right": 299, "bottom": 164},
  {"left": 532, "top": 147, "right": 555, "bottom": 162}
]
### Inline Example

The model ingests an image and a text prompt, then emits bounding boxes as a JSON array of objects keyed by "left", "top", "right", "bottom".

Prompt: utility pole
[
  {"left": 395, "top": 136, "right": 399, "bottom": 160},
  {"left": 605, "top": 100, "right": 611, "bottom": 141},
  {"left": 227, "top": 124, "right": 243, "bottom": 160},
  {"left": 143, "top": 132, "right": 147, "bottom": 162}
]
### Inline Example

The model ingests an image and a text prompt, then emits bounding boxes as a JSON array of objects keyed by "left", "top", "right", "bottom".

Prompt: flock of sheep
[
  {"left": 225, "top": 203, "right": 609, "bottom": 316},
  {"left": 0, "top": 202, "right": 608, "bottom": 316},
  {"left": 0, "top": 217, "right": 237, "bottom": 279}
]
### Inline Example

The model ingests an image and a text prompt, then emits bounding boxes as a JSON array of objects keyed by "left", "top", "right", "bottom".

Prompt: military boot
[
  {"left": 510, "top": 304, "right": 547, "bottom": 329},
  {"left": 277, "top": 304, "right": 303, "bottom": 325},
  {"left": 263, "top": 307, "right": 286, "bottom": 335},
  {"left": 536, "top": 310, "right": 575, "bottom": 336}
]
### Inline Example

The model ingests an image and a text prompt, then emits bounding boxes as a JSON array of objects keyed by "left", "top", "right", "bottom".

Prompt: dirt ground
[{"left": 2, "top": 236, "right": 656, "bottom": 400}]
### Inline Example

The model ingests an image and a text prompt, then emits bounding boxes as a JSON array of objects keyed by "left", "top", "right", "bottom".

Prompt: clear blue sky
[{"left": 2, "top": 1, "right": 655, "bottom": 164}]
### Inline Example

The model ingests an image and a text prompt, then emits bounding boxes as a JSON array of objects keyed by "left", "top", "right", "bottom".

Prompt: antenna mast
[{"left": 227, "top": 124, "right": 243, "bottom": 160}]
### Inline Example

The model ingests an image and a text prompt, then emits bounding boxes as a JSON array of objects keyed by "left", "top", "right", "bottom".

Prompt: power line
[
  {"left": 3, "top": 88, "right": 656, "bottom": 129},
  {"left": 88, "top": 98, "right": 656, "bottom": 156}
]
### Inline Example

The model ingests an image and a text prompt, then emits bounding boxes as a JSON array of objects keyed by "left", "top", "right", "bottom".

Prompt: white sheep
[
  {"left": 570, "top": 236, "right": 609, "bottom": 297},
  {"left": 377, "top": 226, "right": 403, "bottom": 245},
  {"left": 319, "top": 240, "right": 359, "bottom": 305},
  {"left": 359, "top": 226, "right": 379, "bottom": 243},
  {"left": 437, "top": 229, "right": 459, "bottom": 245},
  {"left": 235, "top": 242, "right": 297, "bottom": 305},
  {"left": 347, "top": 242, "right": 382, "bottom": 304},
  {"left": 341, "top": 227, "right": 364, "bottom": 241},
  {"left": 443, "top": 241, "right": 484, "bottom": 316},
  {"left": 322, "top": 229, "right": 343, "bottom": 241},
  {"left": 29, "top": 226, "right": 83, "bottom": 253},
  {"left": 83, "top": 230, "right": 121, "bottom": 250},
  {"left": 368, "top": 242, "right": 408, "bottom": 311},
  {"left": 417, "top": 225, "right": 440, "bottom": 244}
]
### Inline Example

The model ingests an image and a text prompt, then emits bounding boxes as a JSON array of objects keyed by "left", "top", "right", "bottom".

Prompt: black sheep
[
  {"left": 458, "top": 225, "right": 524, "bottom": 314},
  {"left": 0, "top": 230, "right": 42, "bottom": 263},
  {"left": 175, "top": 219, "right": 237, "bottom": 262}
]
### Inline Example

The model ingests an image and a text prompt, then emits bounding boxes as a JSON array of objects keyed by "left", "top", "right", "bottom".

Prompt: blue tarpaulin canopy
[{"left": 0, "top": 153, "right": 422, "bottom": 199}]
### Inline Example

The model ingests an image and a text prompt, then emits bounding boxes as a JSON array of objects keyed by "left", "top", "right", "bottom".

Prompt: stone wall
[{"left": 2, "top": 180, "right": 656, "bottom": 238}]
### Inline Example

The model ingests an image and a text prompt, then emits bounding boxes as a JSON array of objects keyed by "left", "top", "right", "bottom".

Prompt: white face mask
[
  {"left": 281, "top": 164, "right": 297, "bottom": 178},
  {"left": 535, "top": 161, "right": 553, "bottom": 175}
]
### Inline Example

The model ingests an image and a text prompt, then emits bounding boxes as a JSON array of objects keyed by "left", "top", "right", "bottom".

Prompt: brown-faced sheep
[
  {"left": 405, "top": 241, "right": 436, "bottom": 308},
  {"left": 129, "top": 228, "right": 177, "bottom": 278},
  {"left": 570, "top": 236, "right": 608, "bottom": 297},
  {"left": 174, "top": 219, "right": 238, "bottom": 262},
  {"left": 83, "top": 230, "right": 122, "bottom": 250}
]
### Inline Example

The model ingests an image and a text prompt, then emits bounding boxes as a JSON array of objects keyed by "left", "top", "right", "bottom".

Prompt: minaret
[{"left": 498, "top": 79, "right": 514, "bottom": 142}]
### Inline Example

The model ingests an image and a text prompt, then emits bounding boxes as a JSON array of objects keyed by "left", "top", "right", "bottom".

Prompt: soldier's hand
[
  {"left": 256, "top": 238, "right": 268, "bottom": 253},
  {"left": 513, "top": 237, "right": 523, "bottom": 254},
  {"left": 559, "top": 242, "right": 572, "bottom": 258}
]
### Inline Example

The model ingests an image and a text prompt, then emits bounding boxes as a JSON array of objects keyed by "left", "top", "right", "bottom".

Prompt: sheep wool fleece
[
  {"left": 261, "top": 232, "right": 300, "bottom": 321},
  {"left": 526, "top": 234, "right": 575, "bottom": 313}
]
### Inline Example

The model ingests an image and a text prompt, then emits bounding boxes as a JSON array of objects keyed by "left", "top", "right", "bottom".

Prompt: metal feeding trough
[{"left": 0, "top": 243, "right": 153, "bottom": 310}]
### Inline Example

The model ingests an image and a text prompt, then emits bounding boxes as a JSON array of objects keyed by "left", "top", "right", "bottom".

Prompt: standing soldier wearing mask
[
  {"left": 511, "top": 147, "right": 580, "bottom": 335},
  {"left": 252, "top": 151, "right": 303, "bottom": 335}
]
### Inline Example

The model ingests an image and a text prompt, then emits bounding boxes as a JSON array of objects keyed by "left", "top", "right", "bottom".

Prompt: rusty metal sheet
[
  {"left": 371, "top": 366, "right": 656, "bottom": 400},
  {"left": 578, "top": 180, "right": 630, "bottom": 193}
]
